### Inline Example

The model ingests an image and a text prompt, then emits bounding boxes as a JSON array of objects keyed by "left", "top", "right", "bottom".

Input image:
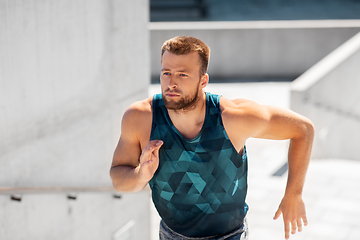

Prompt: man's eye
[
  {"left": 180, "top": 74, "right": 187, "bottom": 77},
  {"left": 163, "top": 72, "right": 170, "bottom": 76}
]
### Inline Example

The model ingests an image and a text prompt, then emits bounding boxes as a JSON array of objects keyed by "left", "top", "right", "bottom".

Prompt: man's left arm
[{"left": 253, "top": 105, "right": 315, "bottom": 240}]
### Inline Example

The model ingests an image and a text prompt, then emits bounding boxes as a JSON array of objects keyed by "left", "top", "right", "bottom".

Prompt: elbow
[
  {"left": 109, "top": 166, "right": 144, "bottom": 193},
  {"left": 295, "top": 118, "right": 315, "bottom": 143},
  {"left": 305, "top": 119, "right": 315, "bottom": 140},
  {"left": 109, "top": 167, "right": 120, "bottom": 192},
  {"left": 109, "top": 167, "right": 127, "bottom": 193}
]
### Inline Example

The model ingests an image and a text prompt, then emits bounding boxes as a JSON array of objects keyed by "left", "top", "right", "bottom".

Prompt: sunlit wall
[{"left": 0, "top": 0, "right": 150, "bottom": 239}]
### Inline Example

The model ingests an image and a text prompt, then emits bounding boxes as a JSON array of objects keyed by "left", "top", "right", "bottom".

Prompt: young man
[{"left": 110, "top": 36, "right": 314, "bottom": 240}]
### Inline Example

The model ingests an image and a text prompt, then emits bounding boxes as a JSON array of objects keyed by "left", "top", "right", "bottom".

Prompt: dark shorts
[{"left": 159, "top": 218, "right": 249, "bottom": 240}]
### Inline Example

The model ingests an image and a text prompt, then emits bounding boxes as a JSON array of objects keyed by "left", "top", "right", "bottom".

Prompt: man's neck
[{"left": 167, "top": 92, "right": 207, "bottom": 139}]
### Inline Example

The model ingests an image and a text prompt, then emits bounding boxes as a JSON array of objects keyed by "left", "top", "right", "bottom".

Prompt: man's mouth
[{"left": 165, "top": 92, "right": 180, "bottom": 97}]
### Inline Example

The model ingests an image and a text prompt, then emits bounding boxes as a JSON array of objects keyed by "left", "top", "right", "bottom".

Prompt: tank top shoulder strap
[
  {"left": 206, "top": 92, "right": 221, "bottom": 111},
  {"left": 152, "top": 93, "right": 162, "bottom": 107},
  {"left": 151, "top": 94, "right": 169, "bottom": 141}
]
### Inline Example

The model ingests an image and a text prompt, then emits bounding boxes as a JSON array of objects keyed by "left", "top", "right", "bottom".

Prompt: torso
[{"left": 148, "top": 93, "right": 249, "bottom": 237}]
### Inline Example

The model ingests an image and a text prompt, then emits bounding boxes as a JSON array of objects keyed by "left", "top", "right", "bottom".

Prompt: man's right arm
[{"left": 109, "top": 100, "right": 163, "bottom": 192}]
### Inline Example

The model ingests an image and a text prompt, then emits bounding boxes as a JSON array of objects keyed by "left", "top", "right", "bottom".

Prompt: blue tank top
[{"left": 149, "top": 93, "right": 248, "bottom": 238}]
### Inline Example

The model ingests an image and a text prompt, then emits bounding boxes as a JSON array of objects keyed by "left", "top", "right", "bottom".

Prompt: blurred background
[
  {"left": 150, "top": 0, "right": 360, "bottom": 22},
  {"left": 1, "top": 0, "right": 360, "bottom": 239}
]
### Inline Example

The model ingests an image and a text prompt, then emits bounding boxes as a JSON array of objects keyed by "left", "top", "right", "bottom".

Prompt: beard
[{"left": 162, "top": 86, "right": 200, "bottom": 111}]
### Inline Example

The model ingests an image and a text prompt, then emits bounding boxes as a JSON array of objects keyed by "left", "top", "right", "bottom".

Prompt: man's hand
[
  {"left": 273, "top": 194, "right": 308, "bottom": 240},
  {"left": 137, "top": 140, "right": 163, "bottom": 183}
]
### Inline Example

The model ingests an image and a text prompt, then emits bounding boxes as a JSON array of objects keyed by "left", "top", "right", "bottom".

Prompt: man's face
[{"left": 160, "top": 51, "right": 204, "bottom": 110}]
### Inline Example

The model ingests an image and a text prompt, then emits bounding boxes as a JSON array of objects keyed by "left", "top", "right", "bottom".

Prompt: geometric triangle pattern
[{"left": 149, "top": 93, "right": 248, "bottom": 238}]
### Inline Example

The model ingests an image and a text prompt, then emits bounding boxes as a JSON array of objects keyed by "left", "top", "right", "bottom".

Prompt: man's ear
[{"left": 200, "top": 73, "right": 209, "bottom": 88}]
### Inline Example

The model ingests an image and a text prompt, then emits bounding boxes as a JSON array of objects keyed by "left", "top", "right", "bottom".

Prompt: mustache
[{"left": 164, "top": 89, "right": 182, "bottom": 94}]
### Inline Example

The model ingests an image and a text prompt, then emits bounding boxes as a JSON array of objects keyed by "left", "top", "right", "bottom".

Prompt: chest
[{"left": 171, "top": 118, "right": 204, "bottom": 140}]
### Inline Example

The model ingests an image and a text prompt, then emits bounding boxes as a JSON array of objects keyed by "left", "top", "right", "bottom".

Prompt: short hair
[{"left": 161, "top": 36, "right": 210, "bottom": 77}]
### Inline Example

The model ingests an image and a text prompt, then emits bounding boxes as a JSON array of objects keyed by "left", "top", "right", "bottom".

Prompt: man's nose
[{"left": 168, "top": 76, "right": 177, "bottom": 89}]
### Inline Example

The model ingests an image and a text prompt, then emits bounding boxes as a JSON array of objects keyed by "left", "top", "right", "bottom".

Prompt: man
[{"left": 110, "top": 36, "right": 314, "bottom": 240}]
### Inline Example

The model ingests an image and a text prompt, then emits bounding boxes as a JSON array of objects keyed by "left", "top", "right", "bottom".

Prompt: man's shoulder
[
  {"left": 220, "top": 96, "right": 263, "bottom": 115},
  {"left": 219, "top": 96, "right": 270, "bottom": 126},
  {"left": 123, "top": 97, "right": 153, "bottom": 123},
  {"left": 128, "top": 96, "right": 153, "bottom": 111},
  {"left": 219, "top": 96, "right": 270, "bottom": 140}
]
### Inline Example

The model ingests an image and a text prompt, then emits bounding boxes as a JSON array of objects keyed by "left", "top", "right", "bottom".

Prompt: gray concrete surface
[
  {"left": 0, "top": 0, "right": 151, "bottom": 239},
  {"left": 150, "top": 20, "right": 360, "bottom": 81},
  {"left": 149, "top": 82, "right": 360, "bottom": 240},
  {"left": 0, "top": 190, "right": 150, "bottom": 240},
  {"left": 291, "top": 32, "right": 360, "bottom": 160},
  {"left": 0, "top": 0, "right": 149, "bottom": 188}
]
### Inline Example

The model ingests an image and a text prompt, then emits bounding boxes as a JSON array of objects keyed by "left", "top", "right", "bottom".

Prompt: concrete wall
[
  {"left": 150, "top": 20, "right": 360, "bottom": 81},
  {"left": 290, "top": 32, "right": 360, "bottom": 160},
  {"left": 0, "top": 191, "right": 150, "bottom": 240},
  {"left": 0, "top": 0, "right": 151, "bottom": 239}
]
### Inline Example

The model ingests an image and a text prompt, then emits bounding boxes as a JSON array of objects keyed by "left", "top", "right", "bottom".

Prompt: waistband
[{"left": 160, "top": 218, "right": 247, "bottom": 240}]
